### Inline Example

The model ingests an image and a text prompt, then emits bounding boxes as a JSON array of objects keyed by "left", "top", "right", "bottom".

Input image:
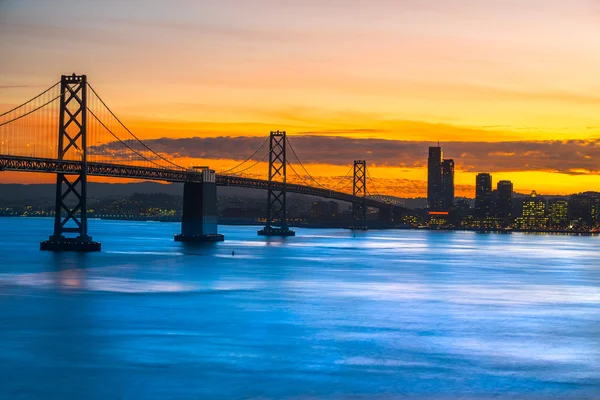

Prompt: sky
[{"left": 1, "top": 0, "right": 600, "bottom": 197}]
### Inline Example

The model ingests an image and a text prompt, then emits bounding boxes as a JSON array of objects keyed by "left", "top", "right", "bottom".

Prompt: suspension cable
[
  {"left": 286, "top": 136, "right": 356, "bottom": 191},
  {"left": 335, "top": 178, "right": 354, "bottom": 193},
  {"left": 285, "top": 136, "right": 330, "bottom": 189},
  {"left": 286, "top": 161, "right": 316, "bottom": 187},
  {"left": 285, "top": 159, "right": 355, "bottom": 194},
  {"left": 87, "top": 106, "right": 170, "bottom": 169},
  {"left": 366, "top": 165, "right": 389, "bottom": 202},
  {"left": 225, "top": 151, "right": 270, "bottom": 176},
  {"left": 87, "top": 82, "right": 185, "bottom": 170},
  {"left": 0, "top": 82, "right": 60, "bottom": 118},
  {"left": 219, "top": 136, "right": 270, "bottom": 174},
  {"left": 0, "top": 92, "right": 62, "bottom": 128},
  {"left": 365, "top": 166, "right": 380, "bottom": 196},
  {"left": 328, "top": 165, "right": 354, "bottom": 190}
]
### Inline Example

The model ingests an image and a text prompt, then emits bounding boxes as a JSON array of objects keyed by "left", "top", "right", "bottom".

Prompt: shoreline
[{"left": 2, "top": 215, "right": 598, "bottom": 236}]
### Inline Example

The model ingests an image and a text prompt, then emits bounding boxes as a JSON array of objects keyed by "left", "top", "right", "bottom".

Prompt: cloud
[
  {"left": 91, "top": 135, "right": 600, "bottom": 176},
  {"left": 0, "top": 85, "right": 34, "bottom": 90}
]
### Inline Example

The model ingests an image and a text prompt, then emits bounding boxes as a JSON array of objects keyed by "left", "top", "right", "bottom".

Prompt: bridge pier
[
  {"left": 376, "top": 204, "right": 396, "bottom": 229},
  {"left": 41, "top": 234, "right": 101, "bottom": 252},
  {"left": 175, "top": 169, "right": 224, "bottom": 243}
]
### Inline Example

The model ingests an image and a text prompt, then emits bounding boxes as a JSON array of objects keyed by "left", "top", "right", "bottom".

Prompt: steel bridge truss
[
  {"left": 0, "top": 156, "right": 202, "bottom": 182},
  {"left": 0, "top": 155, "right": 390, "bottom": 209},
  {"left": 352, "top": 160, "right": 367, "bottom": 228},
  {"left": 258, "top": 131, "right": 294, "bottom": 236},
  {"left": 52, "top": 75, "right": 90, "bottom": 241}
]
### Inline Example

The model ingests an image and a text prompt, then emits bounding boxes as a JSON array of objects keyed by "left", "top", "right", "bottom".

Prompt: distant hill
[
  {"left": 0, "top": 182, "right": 265, "bottom": 202},
  {"left": 2, "top": 183, "right": 594, "bottom": 208}
]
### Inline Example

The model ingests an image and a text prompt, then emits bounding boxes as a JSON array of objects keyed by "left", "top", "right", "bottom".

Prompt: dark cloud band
[{"left": 91, "top": 135, "right": 600, "bottom": 175}]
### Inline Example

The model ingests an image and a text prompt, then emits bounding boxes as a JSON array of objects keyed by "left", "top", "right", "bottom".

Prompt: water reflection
[{"left": 0, "top": 218, "right": 599, "bottom": 399}]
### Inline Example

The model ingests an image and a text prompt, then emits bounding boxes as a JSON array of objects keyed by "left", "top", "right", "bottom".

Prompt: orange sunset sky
[{"left": 1, "top": 0, "right": 600, "bottom": 197}]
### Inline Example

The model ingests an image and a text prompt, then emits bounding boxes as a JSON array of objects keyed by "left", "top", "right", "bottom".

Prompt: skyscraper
[
  {"left": 517, "top": 191, "right": 548, "bottom": 229},
  {"left": 427, "top": 147, "right": 443, "bottom": 210},
  {"left": 549, "top": 199, "right": 569, "bottom": 229},
  {"left": 496, "top": 180, "right": 513, "bottom": 224},
  {"left": 475, "top": 173, "right": 492, "bottom": 219},
  {"left": 568, "top": 193, "right": 600, "bottom": 228},
  {"left": 442, "top": 159, "right": 454, "bottom": 210}
]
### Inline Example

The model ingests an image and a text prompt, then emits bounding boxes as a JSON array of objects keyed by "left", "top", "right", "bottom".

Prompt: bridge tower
[
  {"left": 351, "top": 160, "right": 368, "bottom": 230},
  {"left": 41, "top": 74, "right": 101, "bottom": 252},
  {"left": 258, "top": 131, "right": 295, "bottom": 237}
]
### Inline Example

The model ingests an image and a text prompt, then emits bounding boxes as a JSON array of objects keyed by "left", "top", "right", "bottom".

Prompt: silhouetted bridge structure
[{"left": 0, "top": 74, "right": 403, "bottom": 251}]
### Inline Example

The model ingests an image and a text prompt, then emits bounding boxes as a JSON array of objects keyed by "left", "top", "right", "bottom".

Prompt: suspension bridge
[{"left": 0, "top": 74, "right": 403, "bottom": 251}]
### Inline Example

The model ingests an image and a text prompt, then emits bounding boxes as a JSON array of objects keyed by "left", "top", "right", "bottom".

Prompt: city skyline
[
  {"left": 424, "top": 144, "right": 599, "bottom": 230},
  {"left": 1, "top": 1, "right": 600, "bottom": 196}
]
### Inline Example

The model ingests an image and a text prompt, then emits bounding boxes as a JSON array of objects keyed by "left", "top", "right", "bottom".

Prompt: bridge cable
[
  {"left": 365, "top": 165, "right": 381, "bottom": 196},
  {"left": 286, "top": 136, "right": 356, "bottom": 191},
  {"left": 328, "top": 165, "right": 354, "bottom": 191},
  {"left": 286, "top": 160, "right": 357, "bottom": 199},
  {"left": 219, "top": 136, "right": 270, "bottom": 174},
  {"left": 87, "top": 83, "right": 185, "bottom": 170},
  {"left": 284, "top": 136, "right": 333, "bottom": 189},
  {"left": 286, "top": 160, "right": 316, "bottom": 187},
  {"left": 365, "top": 165, "right": 391, "bottom": 203},
  {"left": 0, "top": 82, "right": 60, "bottom": 118},
  {"left": 87, "top": 106, "right": 172, "bottom": 170},
  {"left": 226, "top": 151, "right": 270, "bottom": 177},
  {"left": 0, "top": 92, "right": 62, "bottom": 128},
  {"left": 335, "top": 178, "right": 354, "bottom": 193},
  {"left": 286, "top": 161, "right": 351, "bottom": 195}
]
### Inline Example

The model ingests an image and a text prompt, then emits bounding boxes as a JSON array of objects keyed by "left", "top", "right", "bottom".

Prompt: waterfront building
[
  {"left": 496, "top": 180, "right": 513, "bottom": 226},
  {"left": 568, "top": 193, "right": 600, "bottom": 228},
  {"left": 475, "top": 173, "right": 492, "bottom": 219},
  {"left": 515, "top": 191, "right": 548, "bottom": 229},
  {"left": 442, "top": 159, "right": 455, "bottom": 210},
  {"left": 310, "top": 201, "right": 339, "bottom": 222},
  {"left": 428, "top": 211, "right": 449, "bottom": 228},
  {"left": 402, "top": 214, "right": 420, "bottom": 227},
  {"left": 549, "top": 199, "right": 569, "bottom": 229}
]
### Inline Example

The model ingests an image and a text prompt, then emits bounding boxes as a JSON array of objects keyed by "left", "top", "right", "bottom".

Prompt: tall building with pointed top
[
  {"left": 427, "top": 146, "right": 444, "bottom": 211},
  {"left": 428, "top": 145, "right": 455, "bottom": 212}
]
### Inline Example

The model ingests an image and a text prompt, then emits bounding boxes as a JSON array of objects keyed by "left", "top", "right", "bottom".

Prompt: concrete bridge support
[
  {"left": 175, "top": 169, "right": 224, "bottom": 243},
  {"left": 376, "top": 204, "right": 395, "bottom": 229}
]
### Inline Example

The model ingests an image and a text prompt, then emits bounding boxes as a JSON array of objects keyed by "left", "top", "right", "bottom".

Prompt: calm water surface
[{"left": 0, "top": 217, "right": 599, "bottom": 399}]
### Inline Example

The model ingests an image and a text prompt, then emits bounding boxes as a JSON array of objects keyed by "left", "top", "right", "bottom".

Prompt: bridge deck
[{"left": 0, "top": 155, "right": 393, "bottom": 209}]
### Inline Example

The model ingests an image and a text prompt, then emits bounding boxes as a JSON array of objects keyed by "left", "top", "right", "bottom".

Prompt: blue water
[{"left": 0, "top": 217, "right": 599, "bottom": 399}]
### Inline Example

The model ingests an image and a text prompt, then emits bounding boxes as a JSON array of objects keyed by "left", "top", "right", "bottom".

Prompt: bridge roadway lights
[
  {"left": 257, "top": 227, "right": 296, "bottom": 237},
  {"left": 40, "top": 235, "right": 101, "bottom": 252},
  {"left": 174, "top": 172, "right": 225, "bottom": 243}
]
